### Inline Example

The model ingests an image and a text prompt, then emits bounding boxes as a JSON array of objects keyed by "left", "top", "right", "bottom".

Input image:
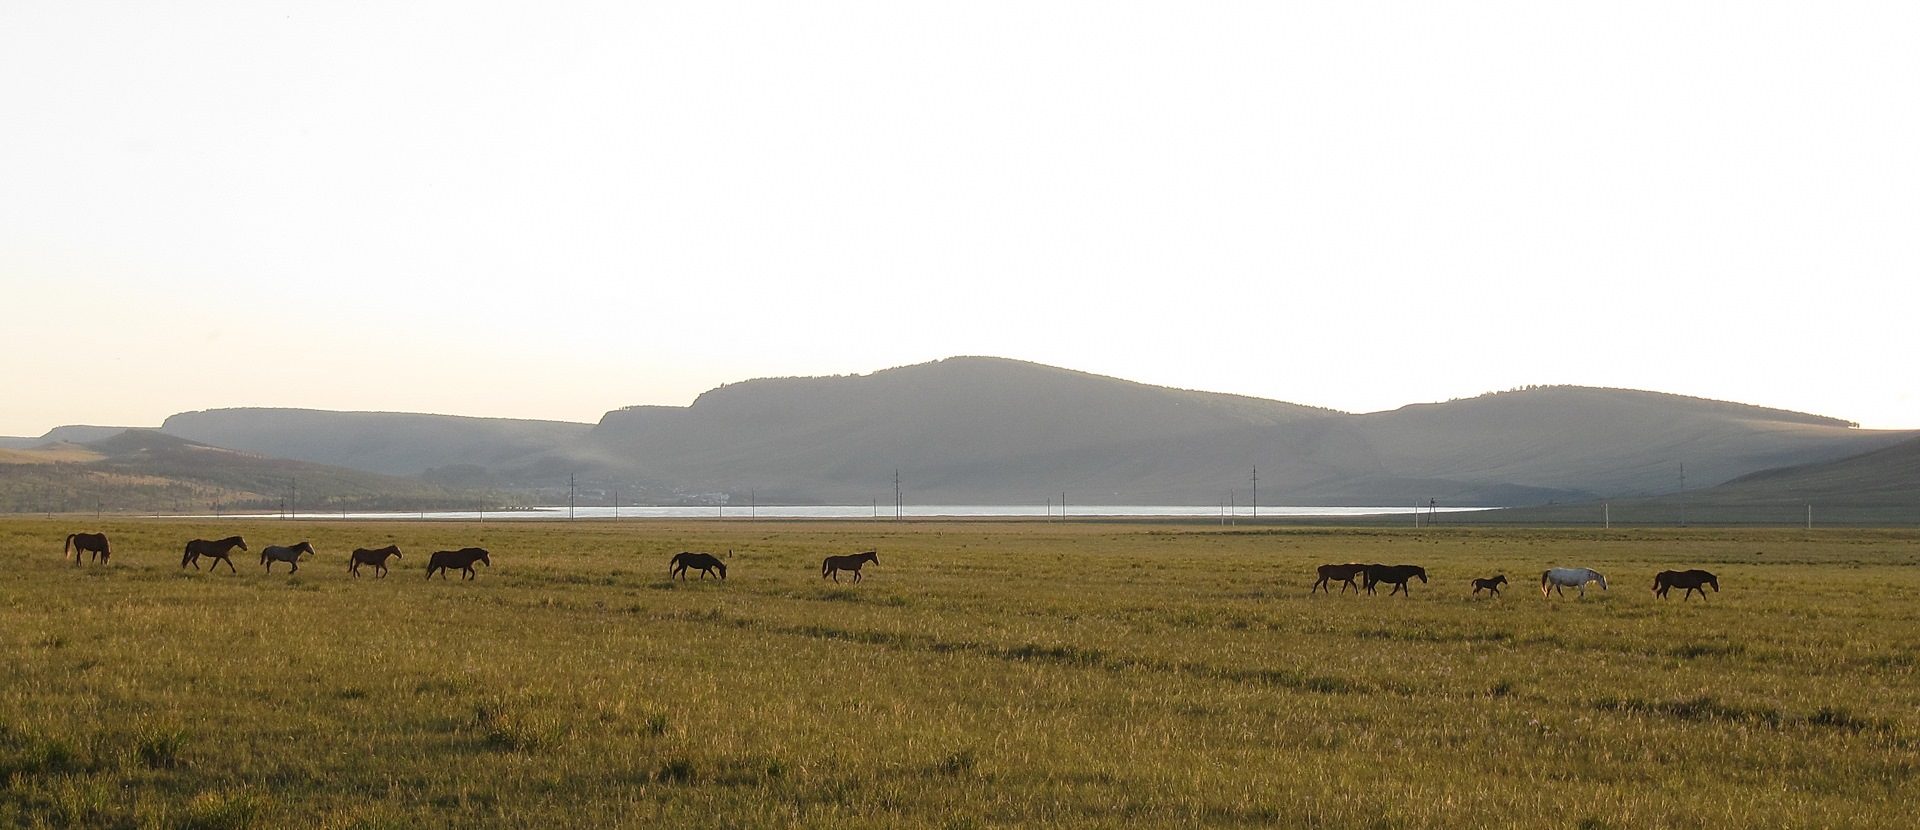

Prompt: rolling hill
[
  {"left": 158, "top": 409, "right": 592, "bottom": 478},
  {"left": 545, "top": 357, "right": 1910, "bottom": 506},
  {"left": 0, "top": 429, "right": 502, "bottom": 515},
  {"left": 1478, "top": 433, "right": 1920, "bottom": 525},
  {"left": 9, "top": 356, "right": 1911, "bottom": 512}
]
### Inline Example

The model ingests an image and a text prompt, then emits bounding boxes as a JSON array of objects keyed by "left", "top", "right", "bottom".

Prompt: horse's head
[
  {"left": 234, "top": 537, "right": 249, "bottom": 551},
  {"left": 1492, "top": 575, "right": 1507, "bottom": 585},
  {"left": 1594, "top": 572, "right": 1608, "bottom": 590},
  {"left": 1415, "top": 567, "right": 1428, "bottom": 583}
]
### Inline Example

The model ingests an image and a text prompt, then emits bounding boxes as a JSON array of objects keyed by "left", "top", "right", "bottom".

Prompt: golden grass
[
  {"left": 0, "top": 446, "right": 103, "bottom": 465},
  {"left": 2, "top": 518, "right": 1916, "bottom": 828}
]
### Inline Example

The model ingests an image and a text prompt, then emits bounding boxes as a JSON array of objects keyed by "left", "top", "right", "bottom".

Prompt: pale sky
[{"left": 4, "top": 2, "right": 1917, "bottom": 438}]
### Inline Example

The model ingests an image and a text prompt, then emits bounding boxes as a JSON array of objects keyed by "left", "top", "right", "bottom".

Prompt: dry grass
[{"left": 2, "top": 518, "right": 1916, "bottom": 827}]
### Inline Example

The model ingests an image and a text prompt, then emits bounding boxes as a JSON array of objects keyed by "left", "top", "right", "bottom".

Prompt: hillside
[
  {"left": 547, "top": 358, "right": 1910, "bottom": 506},
  {"left": 13, "top": 357, "right": 1911, "bottom": 510},
  {"left": 1456, "top": 434, "right": 1920, "bottom": 525},
  {"left": 160, "top": 409, "right": 592, "bottom": 477},
  {"left": 0, "top": 430, "right": 504, "bottom": 515}
]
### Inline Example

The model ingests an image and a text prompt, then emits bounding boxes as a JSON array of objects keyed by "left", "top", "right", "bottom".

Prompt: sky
[{"left": 4, "top": 2, "right": 1917, "bottom": 437}]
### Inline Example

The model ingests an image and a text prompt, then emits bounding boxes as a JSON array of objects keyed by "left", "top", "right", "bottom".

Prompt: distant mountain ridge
[
  {"left": 9, "top": 356, "right": 1911, "bottom": 509},
  {"left": 540, "top": 357, "right": 1905, "bottom": 506},
  {"left": 159, "top": 408, "right": 591, "bottom": 477},
  {"left": 0, "top": 429, "right": 494, "bottom": 514}
]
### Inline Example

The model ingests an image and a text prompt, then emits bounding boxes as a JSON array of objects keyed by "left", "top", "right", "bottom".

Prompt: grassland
[{"left": 2, "top": 518, "right": 1917, "bottom": 828}]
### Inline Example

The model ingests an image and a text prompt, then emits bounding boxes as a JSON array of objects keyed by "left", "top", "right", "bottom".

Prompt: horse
[
  {"left": 1653, "top": 569, "right": 1719, "bottom": 601},
  {"left": 1313, "top": 563, "right": 1369, "bottom": 594},
  {"left": 261, "top": 541, "right": 315, "bottom": 574},
  {"left": 349, "top": 545, "right": 403, "bottom": 578},
  {"left": 183, "top": 536, "right": 247, "bottom": 572},
  {"left": 669, "top": 551, "right": 727, "bottom": 580},
  {"left": 1542, "top": 567, "right": 1607, "bottom": 598},
  {"left": 426, "top": 547, "right": 490, "bottom": 580},
  {"left": 822, "top": 550, "right": 878, "bottom": 583},
  {"left": 1472, "top": 575, "right": 1508, "bottom": 596},
  {"left": 1365, "top": 564, "right": 1428, "bottom": 596},
  {"left": 64, "top": 532, "right": 111, "bottom": 566}
]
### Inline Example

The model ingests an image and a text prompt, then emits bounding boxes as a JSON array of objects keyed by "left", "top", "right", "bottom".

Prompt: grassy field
[{"left": 2, "top": 518, "right": 1917, "bottom": 828}]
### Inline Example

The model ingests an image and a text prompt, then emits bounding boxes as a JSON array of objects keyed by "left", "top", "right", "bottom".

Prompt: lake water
[{"left": 195, "top": 504, "right": 1488, "bottom": 521}]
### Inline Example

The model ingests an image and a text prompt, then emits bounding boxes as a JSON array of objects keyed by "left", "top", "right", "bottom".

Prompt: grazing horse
[
  {"left": 183, "top": 536, "right": 247, "bottom": 572},
  {"left": 1472, "top": 575, "right": 1508, "bottom": 596},
  {"left": 1542, "top": 567, "right": 1607, "bottom": 598},
  {"left": 1653, "top": 569, "right": 1719, "bottom": 601},
  {"left": 261, "top": 541, "right": 315, "bottom": 574},
  {"left": 64, "top": 532, "right": 111, "bottom": 565},
  {"left": 1313, "top": 563, "right": 1370, "bottom": 595},
  {"left": 349, "top": 545, "right": 403, "bottom": 578},
  {"left": 426, "top": 547, "right": 490, "bottom": 580},
  {"left": 822, "top": 550, "right": 878, "bottom": 583},
  {"left": 1365, "top": 564, "right": 1428, "bottom": 596},
  {"left": 669, "top": 551, "right": 727, "bottom": 580}
]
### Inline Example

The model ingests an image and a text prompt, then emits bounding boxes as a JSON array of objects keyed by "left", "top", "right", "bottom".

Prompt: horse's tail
[{"left": 64, "top": 534, "right": 76, "bottom": 554}]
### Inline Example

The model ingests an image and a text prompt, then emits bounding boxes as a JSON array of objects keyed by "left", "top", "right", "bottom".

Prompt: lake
[{"left": 198, "top": 504, "right": 1488, "bottom": 521}]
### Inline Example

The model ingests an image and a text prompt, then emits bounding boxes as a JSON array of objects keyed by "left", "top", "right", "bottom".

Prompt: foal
[{"left": 1472, "top": 575, "right": 1508, "bottom": 596}]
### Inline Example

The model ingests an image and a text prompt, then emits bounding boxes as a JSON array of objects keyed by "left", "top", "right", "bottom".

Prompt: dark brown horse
[
  {"left": 669, "top": 551, "right": 727, "bottom": 580},
  {"left": 1365, "top": 564, "right": 1428, "bottom": 596},
  {"left": 1653, "top": 569, "right": 1719, "bottom": 601},
  {"left": 1472, "top": 575, "right": 1508, "bottom": 596},
  {"left": 822, "top": 550, "right": 878, "bottom": 583},
  {"left": 64, "top": 532, "right": 111, "bottom": 566},
  {"left": 1313, "top": 563, "right": 1369, "bottom": 594},
  {"left": 183, "top": 536, "right": 247, "bottom": 572},
  {"left": 349, "top": 545, "right": 403, "bottom": 578},
  {"left": 426, "top": 547, "right": 490, "bottom": 580}
]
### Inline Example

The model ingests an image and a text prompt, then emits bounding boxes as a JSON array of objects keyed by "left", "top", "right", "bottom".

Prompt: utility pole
[
  {"left": 1250, "top": 466, "right": 1258, "bottom": 519},
  {"left": 1678, "top": 462, "right": 1687, "bottom": 527},
  {"left": 894, "top": 469, "right": 903, "bottom": 520},
  {"left": 569, "top": 473, "right": 576, "bottom": 521}
]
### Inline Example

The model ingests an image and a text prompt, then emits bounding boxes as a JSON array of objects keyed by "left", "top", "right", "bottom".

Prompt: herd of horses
[
  {"left": 62, "top": 530, "right": 1720, "bottom": 599},
  {"left": 69, "top": 533, "right": 493, "bottom": 580},
  {"left": 60, "top": 532, "right": 879, "bottom": 585},
  {"left": 1314, "top": 562, "right": 1721, "bottom": 600},
  {"left": 666, "top": 549, "right": 882, "bottom": 583}
]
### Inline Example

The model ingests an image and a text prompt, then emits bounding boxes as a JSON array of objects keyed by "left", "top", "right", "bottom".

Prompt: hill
[
  {"left": 13, "top": 357, "right": 1910, "bottom": 510},
  {"left": 0, "top": 429, "right": 505, "bottom": 515},
  {"left": 1460, "top": 433, "right": 1920, "bottom": 525},
  {"left": 546, "top": 357, "right": 1909, "bottom": 506},
  {"left": 159, "top": 408, "right": 592, "bottom": 477},
  {"left": 0, "top": 425, "right": 137, "bottom": 450}
]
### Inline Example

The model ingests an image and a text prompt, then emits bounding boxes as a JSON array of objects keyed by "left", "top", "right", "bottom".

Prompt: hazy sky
[{"left": 5, "top": 2, "right": 1917, "bottom": 437}]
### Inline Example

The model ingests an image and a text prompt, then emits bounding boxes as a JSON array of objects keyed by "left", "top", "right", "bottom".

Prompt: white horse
[
  {"left": 261, "top": 541, "right": 315, "bottom": 574},
  {"left": 1542, "top": 567, "right": 1606, "bottom": 598}
]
